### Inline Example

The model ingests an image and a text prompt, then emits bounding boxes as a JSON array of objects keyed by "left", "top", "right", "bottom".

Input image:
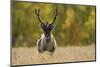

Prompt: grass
[{"left": 12, "top": 44, "right": 95, "bottom": 66}]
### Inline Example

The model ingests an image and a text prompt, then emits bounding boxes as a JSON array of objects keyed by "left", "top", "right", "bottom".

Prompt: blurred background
[{"left": 12, "top": 1, "right": 96, "bottom": 47}]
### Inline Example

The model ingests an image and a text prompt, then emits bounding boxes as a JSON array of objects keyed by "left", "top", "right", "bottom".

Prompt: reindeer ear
[
  {"left": 53, "top": 24, "right": 56, "bottom": 29},
  {"left": 40, "top": 24, "right": 45, "bottom": 28},
  {"left": 50, "top": 24, "right": 56, "bottom": 29}
]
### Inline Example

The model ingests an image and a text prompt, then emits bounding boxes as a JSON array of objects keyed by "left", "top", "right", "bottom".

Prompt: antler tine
[
  {"left": 35, "top": 9, "right": 38, "bottom": 15},
  {"left": 51, "top": 8, "right": 57, "bottom": 24},
  {"left": 35, "top": 9, "right": 45, "bottom": 25}
]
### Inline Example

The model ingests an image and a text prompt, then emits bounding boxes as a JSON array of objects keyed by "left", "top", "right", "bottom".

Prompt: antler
[
  {"left": 51, "top": 8, "right": 57, "bottom": 24},
  {"left": 35, "top": 9, "right": 45, "bottom": 25}
]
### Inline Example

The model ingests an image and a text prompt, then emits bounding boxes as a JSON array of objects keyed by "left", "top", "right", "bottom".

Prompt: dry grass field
[{"left": 12, "top": 44, "right": 95, "bottom": 66}]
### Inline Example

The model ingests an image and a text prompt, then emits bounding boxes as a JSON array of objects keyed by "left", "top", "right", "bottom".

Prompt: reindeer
[{"left": 35, "top": 8, "right": 57, "bottom": 56}]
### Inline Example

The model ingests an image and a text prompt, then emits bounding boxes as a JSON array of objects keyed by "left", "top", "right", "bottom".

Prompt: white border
[
  {"left": 0, "top": 0, "right": 99, "bottom": 67},
  {"left": 0, "top": 0, "right": 10, "bottom": 67}
]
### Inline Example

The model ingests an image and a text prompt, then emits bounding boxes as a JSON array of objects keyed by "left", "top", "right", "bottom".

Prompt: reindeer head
[{"left": 35, "top": 8, "right": 57, "bottom": 38}]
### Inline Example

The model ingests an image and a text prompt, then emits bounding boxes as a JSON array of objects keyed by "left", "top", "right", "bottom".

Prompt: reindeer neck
[{"left": 44, "top": 33, "right": 51, "bottom": 40}]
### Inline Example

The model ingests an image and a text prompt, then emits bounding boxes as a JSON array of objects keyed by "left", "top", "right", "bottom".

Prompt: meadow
[{"left": 12, "top": 44, "right": 95, "bottom": 65}]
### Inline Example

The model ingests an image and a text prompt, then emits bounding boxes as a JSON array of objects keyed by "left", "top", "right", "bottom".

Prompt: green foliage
[{"left": 12, "top": 1, "right": 96, "bottom": 47}]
